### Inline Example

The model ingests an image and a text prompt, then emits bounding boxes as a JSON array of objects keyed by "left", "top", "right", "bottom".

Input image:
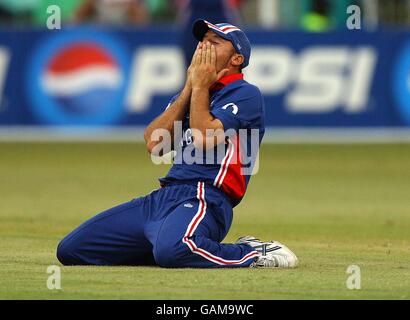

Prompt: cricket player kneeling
[{"left": 56, "top": 20, "right": 298, "bottom": 269}]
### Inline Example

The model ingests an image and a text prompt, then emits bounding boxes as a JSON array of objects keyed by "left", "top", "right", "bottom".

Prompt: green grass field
[{"left": 0, "top": 142, "right": 409, "bottom": 299}]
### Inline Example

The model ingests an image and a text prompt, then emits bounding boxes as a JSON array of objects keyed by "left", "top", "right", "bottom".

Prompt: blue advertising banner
[{"left": 0, "top": 27, "right": 409, "bottom": 128}]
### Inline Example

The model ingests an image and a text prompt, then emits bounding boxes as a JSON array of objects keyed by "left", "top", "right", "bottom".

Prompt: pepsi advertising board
[{"left": 0, "top": 28, "right": 409, "bottom": 128}]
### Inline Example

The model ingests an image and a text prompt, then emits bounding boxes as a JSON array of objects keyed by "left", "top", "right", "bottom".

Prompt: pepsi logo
[
  {"left": 27, "top": 31, "right": 129, "bottom": 125},
  {"left": 407, "top": 70, "right": 410, "bottom": 92},
  {"left": 393, "top": 41, "right": 410, "bottom": 126},
  {"left": 42, "top": 43, "right": 122, "bottom": 116}
]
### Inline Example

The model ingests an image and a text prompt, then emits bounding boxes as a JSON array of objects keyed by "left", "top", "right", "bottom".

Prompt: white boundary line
[{"left": 0, "top": 126, "right": 409, "bottom": 143}]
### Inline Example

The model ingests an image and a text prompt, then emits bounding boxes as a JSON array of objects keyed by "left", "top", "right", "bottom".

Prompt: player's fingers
[
  {"left": 198, "top": 42, "right": 204, "bottom": 65},
  {"left": 210, "top": 44, "right": 216, "bottom": 66},
  {"left": 194, "top": 42, "right": 201, "bottom": 56},
  {"left": 190, "top": 43, "right": 199, "bottom": 65},
  {"left": 204, "top": 42, "right": 208, "bottom": 64},
  {"left": 201, "top": 42, "right": 208, "bottom": 64},
  {"left": 206, "top": 42, "right": 211, "bottom": 65},
  {"left": 195, "top": 43, "right": 202, "bottom": 65}
]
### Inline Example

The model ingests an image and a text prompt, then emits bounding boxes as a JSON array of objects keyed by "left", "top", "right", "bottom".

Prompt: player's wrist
[
  {"left": 183, "top": 80, "right": 192, "bottom": 92},
  {"left": 191, "top": 85, "right": 208, "bottom": 92}
]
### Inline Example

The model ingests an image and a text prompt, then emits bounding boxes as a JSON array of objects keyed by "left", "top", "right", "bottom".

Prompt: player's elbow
[
  {"left": 144, "top": 127, "right": 173, "bottom": 155},
  {"left": 145, "top": 140, "right": 157, "bottom": 155},
  {"left": 145, "top": 138, "right": 171, "bottom": 157},
  {"left": 143, "top": 126, "right": 151, "bottom": 145},
  {"left": 144, "top": 129, "right": 158, "bottom": 155}
]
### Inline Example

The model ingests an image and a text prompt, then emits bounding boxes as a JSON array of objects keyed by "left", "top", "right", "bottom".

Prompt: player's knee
[{"left": 56, "top": 238, "right": 77, "bottom": 266}]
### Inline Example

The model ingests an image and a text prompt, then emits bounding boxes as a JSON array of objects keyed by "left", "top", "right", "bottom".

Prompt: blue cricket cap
[{"left": 192, "top": 19, "right": 251, "bottom": 68}]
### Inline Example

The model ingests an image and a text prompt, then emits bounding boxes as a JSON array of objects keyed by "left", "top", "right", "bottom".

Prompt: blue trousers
[{"left": 56, "top": 181, "right": 258, "bottom": 268}]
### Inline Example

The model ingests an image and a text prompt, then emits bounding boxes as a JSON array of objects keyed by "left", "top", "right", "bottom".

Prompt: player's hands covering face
[{"left": 190, "top": 42, "right": 229, "bottom": 90}]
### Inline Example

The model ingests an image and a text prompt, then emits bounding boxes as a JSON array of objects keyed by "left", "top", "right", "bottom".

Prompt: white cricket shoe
[{"left": 236, "top": 236, "right": 299, "bottom": 268}]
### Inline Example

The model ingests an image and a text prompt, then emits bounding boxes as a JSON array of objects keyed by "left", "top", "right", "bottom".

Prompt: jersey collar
[{"left": 210, "top": 73, "right": 244, "bottom": 92}]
